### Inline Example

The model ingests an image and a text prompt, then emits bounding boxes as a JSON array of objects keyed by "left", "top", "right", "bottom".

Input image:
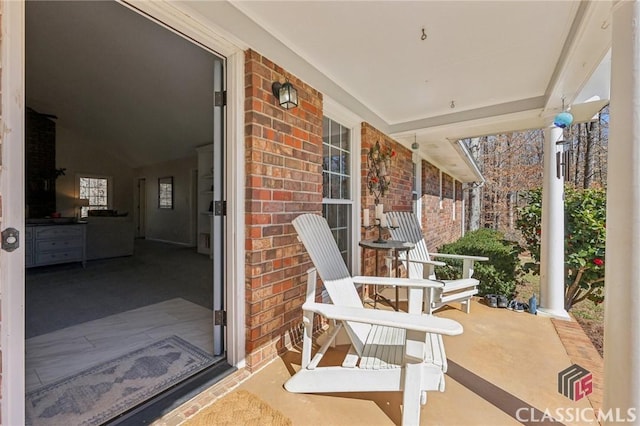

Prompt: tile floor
[{"left": 25, "top": 298, "right": 216, "bottom": 392}]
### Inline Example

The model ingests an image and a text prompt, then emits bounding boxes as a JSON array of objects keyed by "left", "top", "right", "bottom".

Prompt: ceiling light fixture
[
  {"left": 272, "top": 79, "right": 298, "bottom": 109},
  {"left": 412, "top": 134, "right": 419, "bottom": 150}
]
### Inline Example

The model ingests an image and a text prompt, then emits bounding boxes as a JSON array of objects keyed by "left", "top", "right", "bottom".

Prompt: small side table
[{"left": 359, "top": 239, "right": 415, "bottom": 311}]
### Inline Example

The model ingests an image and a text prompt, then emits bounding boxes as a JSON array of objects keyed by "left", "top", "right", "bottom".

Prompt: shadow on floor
[{"left": 279, "top": 327, "right": 564, "bottom": 425}]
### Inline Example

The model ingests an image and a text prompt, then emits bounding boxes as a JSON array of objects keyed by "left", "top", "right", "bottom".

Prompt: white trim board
[{"left": 1, "top": 2, "right": 27, "bottom": 425}]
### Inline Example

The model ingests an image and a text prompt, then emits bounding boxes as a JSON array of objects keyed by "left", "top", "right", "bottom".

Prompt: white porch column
[
  {"left": 538, "top": 124, "right": 570, "bottom": 319},
  {"left": 603, "top": 1, "right": 640, "bottom": 420}
]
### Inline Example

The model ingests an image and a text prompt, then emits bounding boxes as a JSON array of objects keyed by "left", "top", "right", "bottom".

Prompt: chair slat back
[
  {"left": 386, "top": 211, "right": 432, "bottom": 279},
  {"left": 292, "top": 214, "right": 371, "bottom": 354}
]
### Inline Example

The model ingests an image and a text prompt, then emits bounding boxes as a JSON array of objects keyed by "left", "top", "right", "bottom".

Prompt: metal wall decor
[{"left": 366, "top": 141, "right": 395, "bottom": 205}]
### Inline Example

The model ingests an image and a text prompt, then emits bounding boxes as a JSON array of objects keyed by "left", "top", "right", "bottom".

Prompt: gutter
[{"left": 453, "top": 139, "right": 485, "bottom": 184}]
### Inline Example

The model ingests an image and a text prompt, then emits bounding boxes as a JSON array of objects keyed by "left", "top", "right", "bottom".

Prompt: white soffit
[{"left": 232, "top": 1, "right": 578, "bottom": 125}]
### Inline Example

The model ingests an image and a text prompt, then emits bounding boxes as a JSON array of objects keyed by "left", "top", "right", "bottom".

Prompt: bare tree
[
  {"left": 567, "top": 104, "right": 609, "bottom": 189},
  {"left": 474, "top": 131, "right": 544, "bottom": 233},
  {"left": 461, "top": 104, "right": 608, "bottom": 240}
]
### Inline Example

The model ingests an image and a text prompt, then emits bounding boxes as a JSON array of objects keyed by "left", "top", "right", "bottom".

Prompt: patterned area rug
[
  {"left": 183, "top": 390, "right": 292, "bottom": 426},
  {"left": 26, "top": 336, "right": 215, "bottom": 426}
]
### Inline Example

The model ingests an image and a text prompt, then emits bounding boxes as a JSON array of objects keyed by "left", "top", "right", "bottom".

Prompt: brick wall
[
  {"left": 244, "top": 49, "right": 323, "bottom": 370},
  {"left": 421, "top": 161, "right": 463, "bottom": 251},
  {"left": 360, "top": 123, "right": 413, "bottom": 276},
  {"left": 243, "top": 50, "right": 464, "bottom": 370},
  {"left": 358, "top": 124, "right": 464, "bottom": 274}
]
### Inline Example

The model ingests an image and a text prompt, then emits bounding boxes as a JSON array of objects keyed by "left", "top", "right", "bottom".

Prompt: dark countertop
[{"left": 26, "top": 218, "right": 87, "bottom": 226}]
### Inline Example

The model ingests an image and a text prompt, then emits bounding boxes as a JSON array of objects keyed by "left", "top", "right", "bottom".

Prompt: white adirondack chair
[
  {"left": 286, "top": 214, "right": 463, "bottom": 426},
  {"left": 386, "top": 211, "right": 488, "bottom": 314}
]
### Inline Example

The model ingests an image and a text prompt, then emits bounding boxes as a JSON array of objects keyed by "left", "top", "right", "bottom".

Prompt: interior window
[
  {"left": 79, "top": 176, "right": 109, "bottom": 217},
  {"left": 158, "top": 176, "right": 174, "bottom": 209}
]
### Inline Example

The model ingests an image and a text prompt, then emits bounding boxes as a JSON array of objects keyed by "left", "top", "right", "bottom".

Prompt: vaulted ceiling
[
  {"left": 26, "top": 1, "right": 612, "bottom": 181},
  {"left": 26, "top": 1, "right": 218, "bottom": 168}
]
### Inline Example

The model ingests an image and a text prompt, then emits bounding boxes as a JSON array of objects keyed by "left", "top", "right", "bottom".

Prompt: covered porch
[{"left": 2, "top": 1, "right": 639, "bottom": 425}]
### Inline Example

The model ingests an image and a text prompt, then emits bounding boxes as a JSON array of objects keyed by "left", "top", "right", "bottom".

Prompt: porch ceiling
[
  {"left": 223, "top": 0, "right": 612, "bottom": 182},
  {"left": 25, "top": 1, "right": 613, "bottom": 182}
]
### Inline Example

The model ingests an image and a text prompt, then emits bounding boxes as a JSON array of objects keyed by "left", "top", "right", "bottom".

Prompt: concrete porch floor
[{"left": 155, "top": 298, "right": 604, "bottom": 425}]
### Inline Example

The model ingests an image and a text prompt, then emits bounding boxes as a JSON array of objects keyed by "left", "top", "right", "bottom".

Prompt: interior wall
[
  {"left": 135, "top": 156, "right": 197, "bottom": 245},
  {"left": 55, "top": 125, "right": 134, "bottom": 218}
]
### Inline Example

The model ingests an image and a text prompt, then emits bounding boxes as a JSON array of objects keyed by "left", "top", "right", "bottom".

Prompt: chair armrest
[
  {"left": 302, "top": 302, "right": 463, "bottom": 336},
  {"left": 352, "top": 275, "right": 444, "bottom": 289},
  {"left": 386, "top": 255, "right": 447, "bottom": 267},
  {"left": 430, "top": 253, "right": 489, "bottom": 262},
  {"left": 405, "top": 258, "right": 447, "bottom": 267}
]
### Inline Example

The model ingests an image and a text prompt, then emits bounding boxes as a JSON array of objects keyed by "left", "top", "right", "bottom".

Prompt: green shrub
[
  {"left": 435, "top": 228, "right": 523, "bottom": 297},
  {"left": 516, "top": 186, "right": 606, "bottom": 310}
]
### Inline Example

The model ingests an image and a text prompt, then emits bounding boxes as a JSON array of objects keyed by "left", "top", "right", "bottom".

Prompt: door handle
[{"left": 1, "top": 228, "right": 19, "bottom": 252}]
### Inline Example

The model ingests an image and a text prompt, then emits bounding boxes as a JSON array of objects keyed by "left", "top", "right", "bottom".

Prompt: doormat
[
  {"left": 26, "top": 335, "right": 215, "bottom": 426},
  {"left": 183, "top": 390, "right": 292, "bottom": 426}
]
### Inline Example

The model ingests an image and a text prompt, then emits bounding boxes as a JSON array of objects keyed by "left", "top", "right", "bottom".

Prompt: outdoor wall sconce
[{"left": 272, "top": 80, "right": 298, "bottom": 109}]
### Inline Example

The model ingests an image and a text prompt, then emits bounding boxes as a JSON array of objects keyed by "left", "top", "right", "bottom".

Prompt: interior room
[{"left": 24, "top": 0, "right": 225, "bottom": 414}]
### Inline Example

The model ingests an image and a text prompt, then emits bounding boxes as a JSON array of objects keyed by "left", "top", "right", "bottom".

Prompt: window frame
[
  {"left": 76, "top": 174, "right": 113, "bottom": 217},
  {"left": 412, "top": 152, "right": 422, "bottom": 224},
  {"left": 322, "top": 117, "right": 353, "bottom": 270},
  {"left": 322, "top": 98, "right": 362, "bottom": 276},
  {"left": 158, "top": 176, "right": 174, "bottom": 209}
]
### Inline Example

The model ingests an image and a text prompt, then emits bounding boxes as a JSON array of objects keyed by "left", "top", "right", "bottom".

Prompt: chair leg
[
  {"left": 300, "top": 311, "right": 314, "bottom": 369},
  {"left": 462, "top": 298, "right": 471, "bottom": 314},
  {"left": 402, "top": 363, "right": 423, "bottom": 425},
  {"left": 423, "top": 288, "right": 435, "bottom": 315}
]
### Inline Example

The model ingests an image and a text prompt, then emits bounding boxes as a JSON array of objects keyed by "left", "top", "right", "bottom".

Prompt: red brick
[
  {"left": 292, "top": 127, "right": 309, "bottom": 140},
  {"left": 248, "top": 176, "right": 262, "bottom": 188},
  {"left": 248, "top": 226, "right": 261, "bottom": 239},
  {"left": 273, "top": 191, "right": 292, "bottom": 201},
  {"left": 263, "top": 225, "right": 283, "bottom": 237},
  {"left": 248, "top": 189, "right": 271, "bottom": 200},
  {"left": 263, "top": 202, "right": 284, "bottom": 213}
]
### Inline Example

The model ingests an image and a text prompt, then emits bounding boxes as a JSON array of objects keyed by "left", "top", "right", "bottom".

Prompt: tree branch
[
  {"left": 565, "top": 267, "right": 586, "bottom": 308},
  {"left": 573, "top": 286, "right": 597, "bottom": 305}
]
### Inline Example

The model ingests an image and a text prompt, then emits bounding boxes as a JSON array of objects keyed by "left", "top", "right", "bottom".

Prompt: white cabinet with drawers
[{"left": 26, "top": 223, "right": 87, "bottom": 268}]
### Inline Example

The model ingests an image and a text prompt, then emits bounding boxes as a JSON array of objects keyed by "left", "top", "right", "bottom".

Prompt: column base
[{"left": 536, "top": 307, "right": 571, "bottom": 321}]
